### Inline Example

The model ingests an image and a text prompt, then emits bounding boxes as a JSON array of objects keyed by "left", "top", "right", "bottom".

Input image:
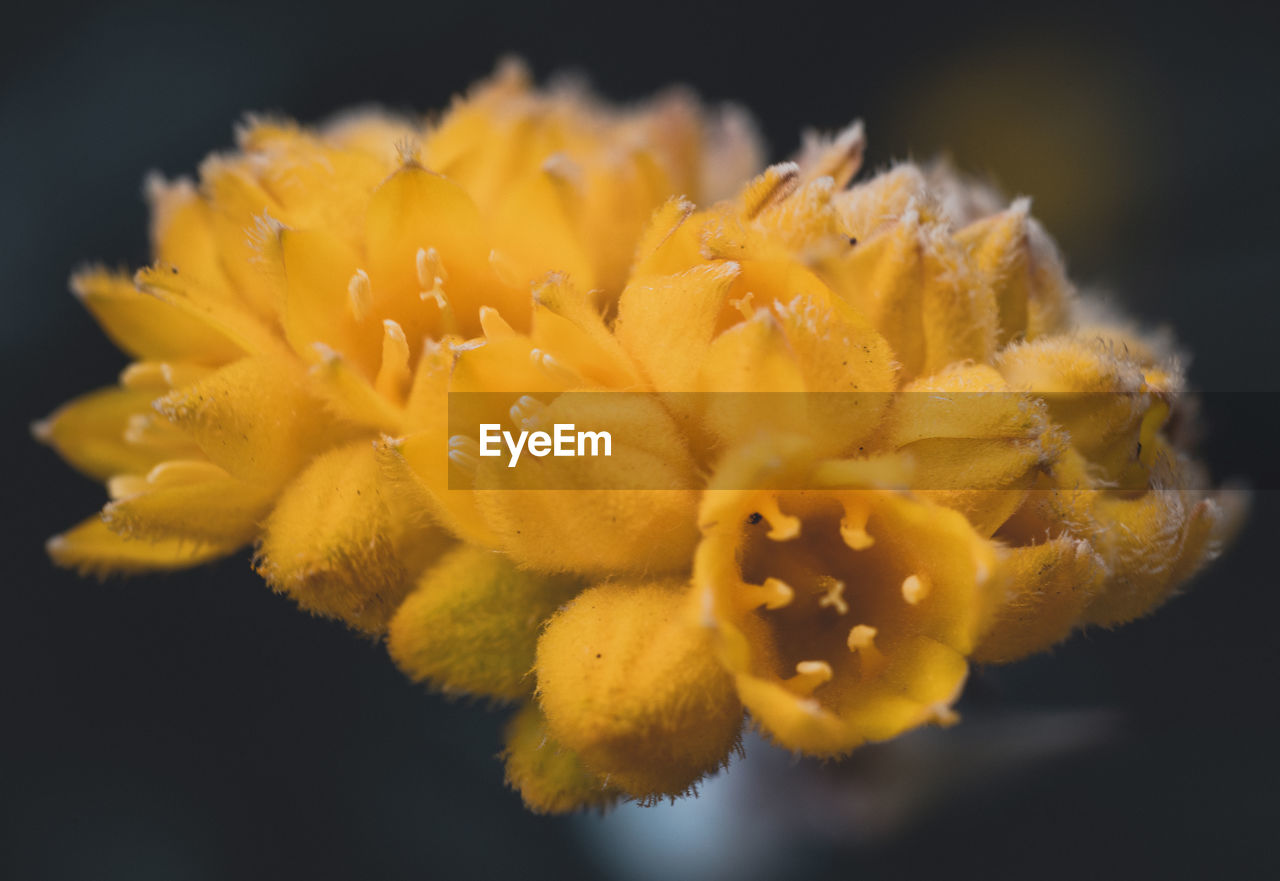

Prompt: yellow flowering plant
[{"left": 38, "top": 62, "right": 1243, "bottom": 813}]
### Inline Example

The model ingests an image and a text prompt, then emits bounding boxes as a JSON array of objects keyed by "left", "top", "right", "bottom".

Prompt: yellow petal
[
  {"left": 955, "top": 200, "right": 1074, "bottom": 343},
  {"left": 819, "top": 213, "right": 997, "bottom": 379},
  {"left": 832, "top": 163, "right": 929, "bottom": 242},
  {"left": 146, "top": 175, "right": 229, "bottom": 293},
  {"left": 35, "top": 386, "right": 195, "bottom": 481},
  {"left": 472, "top": 392, "right": 701, "bottom": 575},
  {"left": 155, "top": 354, "right": 353, "bottom": 488},
  {"left": 307, "top": 343, "right": 406, "bottom": 434},
  {"left": 375, "top": 432, "right": 500, "bottom": 548},
  {"left": 102, "top": 460, "right": 275, "bottom": 547},
  {"left": 615, "top": 261, "right": 742, "bottom": 391},
  {"left": 118, "top": 361, "right": 211, "bottom": 393},
  {"left": 71, "top": 268, "right": 243, "bottom": 364},
  {"left": 365, "top": 163, "right": 525, "bottom": 339},
  {"left": 387, "top": 546, "right": 582, "bottom": 700},
  {"left": 198, "top": 156, "right": 288, "bottom": 320},
  {"left": 234, "top": 119, "right": 392, "bottom": 247},
  {"left": 972, "top": 538, "right": 1107, "bottom": 663},
  {"left": 536, "top": 578, "right": 743, "bottom": 801},
  {"left": 47, "top": 515, "right": 233, "bottom": 577},
  {"left": 1082, "top": 452, "right": 1227, "bottom": 627},
  {"left": 795, "top": 120, "right": 865, "bottom": 189},
  {"left": 528, "top": 275, "right": 642, "bottom": 389},
  {"left": 491, "top": 167, "right": 595, "bottom": 290},
  {"left": 135, "top": 263, "right": 285, "bottom": 358},
  {"left": 629, "top": 196, "right": 699, "bottom": 279},
  {"left": 997, "top": 336, "right": 1162, "bottom": 486},
  {"left": 279, "top": 227, "right": 380, "bottom": 372},
  {"left": 880, "top": 363, "right": 1062, "bottom": 535}
]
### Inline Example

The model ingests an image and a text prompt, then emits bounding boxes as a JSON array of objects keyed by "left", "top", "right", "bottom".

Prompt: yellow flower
[
  {"left": 693, "top": 440, "right": 999, "bottom": 757},
  {"left": 39, "top": 67, "right": 1242, "bottom": 814}
]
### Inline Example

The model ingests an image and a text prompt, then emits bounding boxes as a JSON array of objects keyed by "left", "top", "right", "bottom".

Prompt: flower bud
[
  {"left": 388, "top": 546, "right": 581, "bottom": 700},
  {"left": 536, "top": 578, "right": 743, "bottom": 801}
]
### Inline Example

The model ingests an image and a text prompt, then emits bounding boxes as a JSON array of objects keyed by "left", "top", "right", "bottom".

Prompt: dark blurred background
[{"left": 4, "top": 1, "right": 1278, "bottom": 878}]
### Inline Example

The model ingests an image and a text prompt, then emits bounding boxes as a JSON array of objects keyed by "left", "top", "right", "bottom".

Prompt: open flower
[
  {"left": 39, "top": 67, "right": 1242, "bottom": 814},
  {"left": 694, "top": 441, "right": 1000, "bottom": 756}
]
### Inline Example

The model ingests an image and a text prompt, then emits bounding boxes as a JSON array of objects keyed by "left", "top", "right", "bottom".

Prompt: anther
[
  {"left": 123, "top": 413, "right": 155, "bottom": 445},
  {"left": 787, "top": 660, "right": 833, "bottom": 696},
  {"left": 929, "top": 703, "right": 960, "bottom": 727},
  {"left": 478, "top": 306, "right": 515, "bottom": 341},
  {"left": 347, "top": 269, "right": 372, "bottom": 321},
  {"left": 375, "top": 319, "right": 411, "bottom": 400},
  {"left": 840, "top": 503, "right": 875, "bottom": 550},
  {"left": 757, "top": 496, "right": 801, "bottom": 541},
  {"left": 416, "top": 246, "right": 448, "bottom": 289},
  {"left": 447, "top": 435, "right": 480, "bottom": 472},
  {"left": 529, "top": 347, "right": 580, "bottom": 384},
  {"left": 729, "top": 290, "right": 756, "bottom": 321},
  {"left": 901, "top": 574, "right": 929, "bottom": 605},
  {"left": 846, "top": 624, "right": 886, "bottom": 677},
  {"left": 742, "top": 576, "right": 794, "bottom": 611},
  {"left": 509, "top": 395, "right": 547, "bottom": 430},
  {"left": 107, "top": 475, "right": 147, "bottom": 500}
]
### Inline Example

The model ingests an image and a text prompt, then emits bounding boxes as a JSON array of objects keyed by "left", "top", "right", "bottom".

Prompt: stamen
[
  {"left": 509, "top": 395, "right": 547, "bottom": 430},
  {"left": 529, "top": 347, "right": 580, "bottom": 384},
  {"left": 145, "top": 459, "right": 229, "bottom": 487},
  {"left": 816, "top": 576, "right": 848, "bottom": 614},
  {"left": 347, "top": 269, "right": 372, "bottom": 321},
  {"left": 929, "top": 703, "right": 960, "bottom": 727},
  {"left": 447, "top": 435, "right": 480, "bottom": 472},
  {"left": 420, "top": 286, "right": 448, "bottom": 309},
  {"left": 121, "top": 362, "right": 206, "bottom": 394},
  {"left": 488, "top": 249, "right": 522, "bottom": 287},
  {"left": 124, "top": 413, "right": 164, "bottom": 445},
  {"left": 107, "top": 475, "right": 148, "bottom": 500},
  {"left": 787, "top": 660, "right": 833, "bottom": 696},
  {"left": 729, "top": 290, "right": 756, "bottom": 321},
  {"left": 901, "top": 574, "right": 930, "bottom": 605},
  {"left": 416, "top": 246, "right": 448, "bottom": 288},
  {"left": 840, "top": 503, "right": 875, "bottom": 550},
  {"left": 542, "top": 152, "right": 583, "bottom": 186},
  {"left": 375, "top": 319, "right": 411, "bottom": 401},
  {"left": 741, "top": 576, "right": 794, "bottom": 611},
  {"left": 478, "top": 306, "right": 515, "bottom": 341},
  {"left": 846, "top": 624, "right": 886, "bottom": 677},
  {"left": 757, "top": 495, "right": 801, "bottom": 541},
  {"left": 160, "top": 363, "right": 206, "bottom": 389}
]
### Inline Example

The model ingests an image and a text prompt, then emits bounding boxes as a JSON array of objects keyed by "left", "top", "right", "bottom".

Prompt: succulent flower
[{"left": 39, "top": 65, "right": 1242, "bottom": 814}]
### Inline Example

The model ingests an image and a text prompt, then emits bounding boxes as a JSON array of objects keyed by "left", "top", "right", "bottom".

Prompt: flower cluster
[{"left": 40, "top": 64, "right": 1241, "bottom": 812}]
